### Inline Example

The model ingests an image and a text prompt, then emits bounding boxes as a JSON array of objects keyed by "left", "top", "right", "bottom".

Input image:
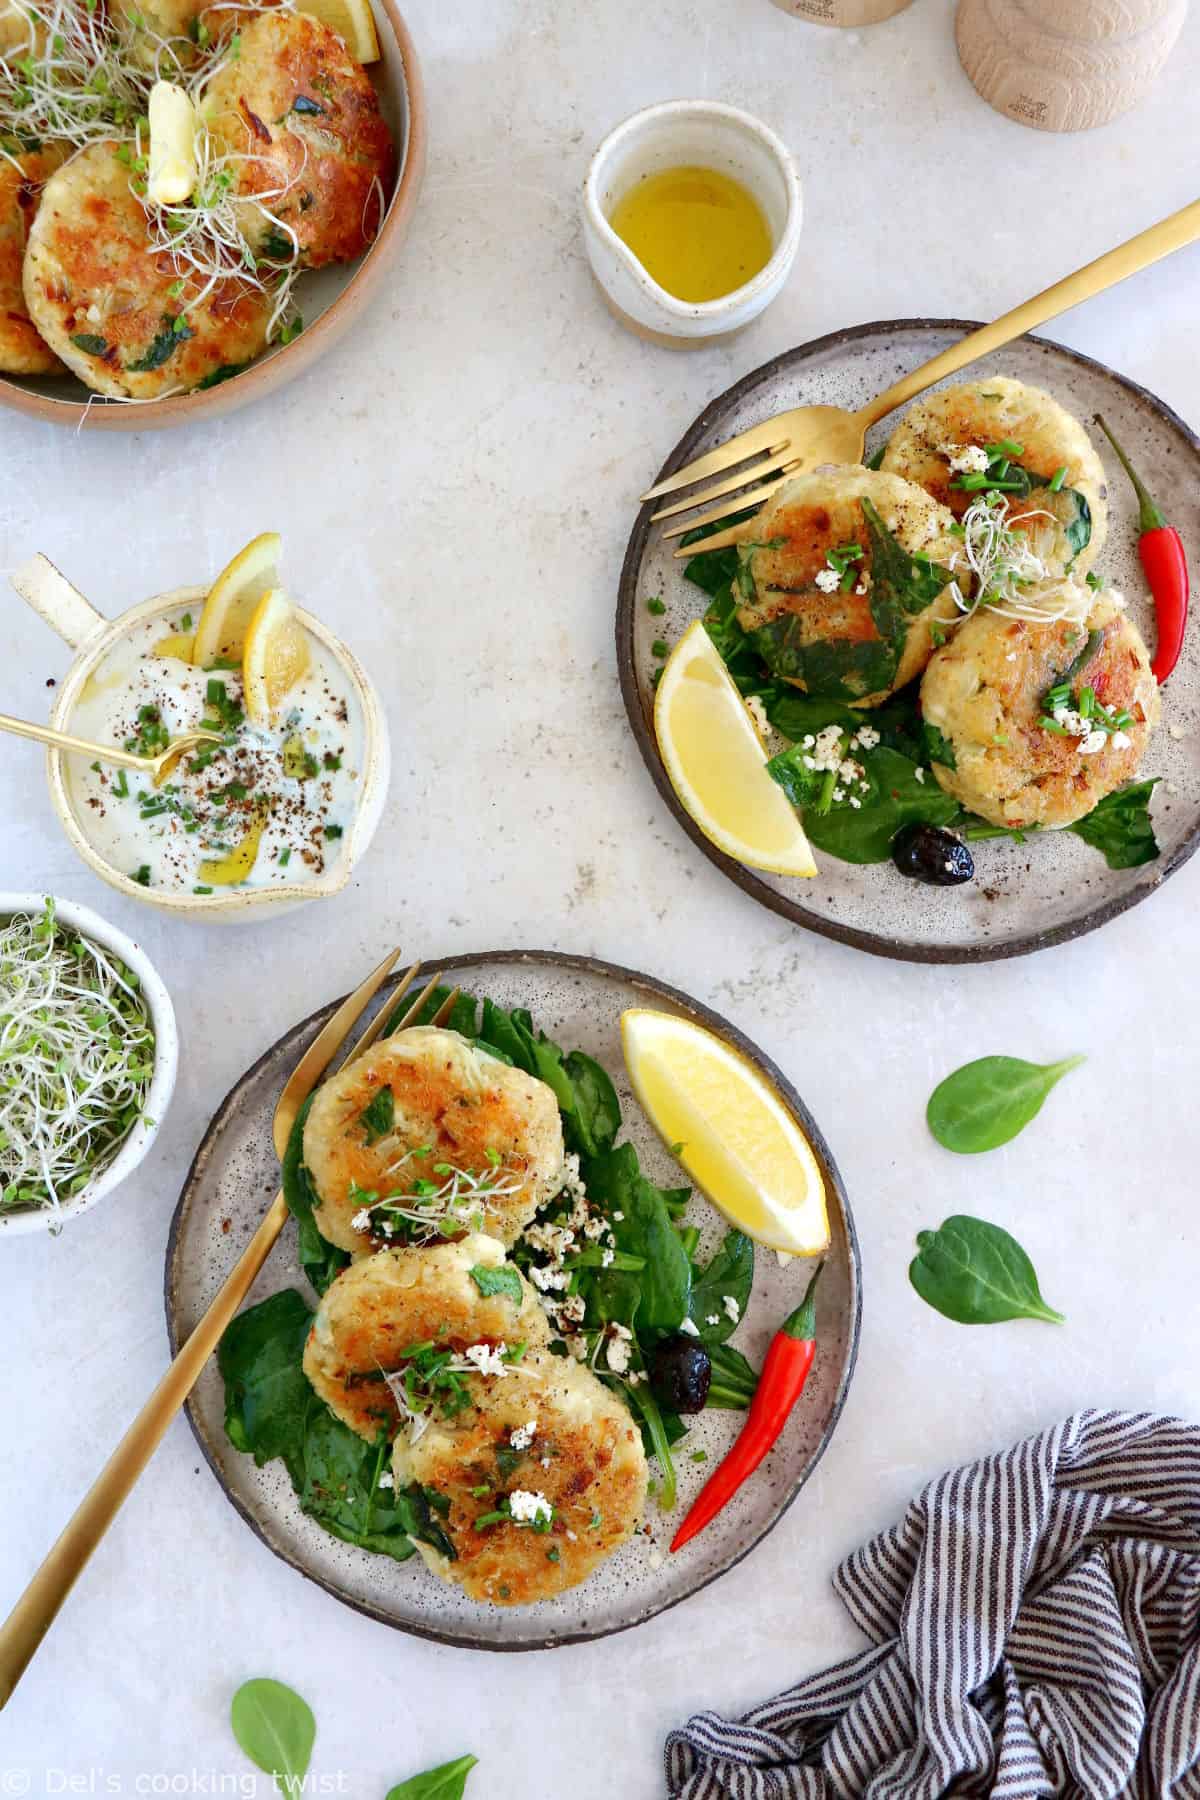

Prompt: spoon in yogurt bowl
[{"left": 0, "top": 712, "right": 224, "bottom": 789}]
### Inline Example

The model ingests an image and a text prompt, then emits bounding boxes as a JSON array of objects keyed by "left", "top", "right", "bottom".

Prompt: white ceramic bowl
[
  {"left": 582, "top": 100, "right": 803, "bottom": 347},
  {"left": 0, "top": 892, "right": 179, "bottom": 1236},
  {"left": 11, "top": 556, "right": 391, "bottom": 922}
]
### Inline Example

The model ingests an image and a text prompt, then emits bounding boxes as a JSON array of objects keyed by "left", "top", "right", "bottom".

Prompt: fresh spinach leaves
[
  {"left": 1069, "top": 779, "right": 1160, "bottom": 869},
  {"left": 583, "top": 1144, "right": 691, "bottom": 1335},
  {"left": 687, "top": 1230, "right": 754, "bottom": 1343},
  {"left": 230, "top": 1679, "right": 315, "bottom": 1798},
  {"left": 281, "top": 1098, "right": 350, "bottom": 1295},
  {"left": 909, "top": 1215, "right": 1065, "bottom": 1325},
  {"left": 386, "top": 1755, "right": 478, "bottom": 1800},
  {"left": 769, "top": 743, "right": 959, "bottom": 864},
  {"left": 927, "top": 1053, "right": 1085, "bottom": 1153}
]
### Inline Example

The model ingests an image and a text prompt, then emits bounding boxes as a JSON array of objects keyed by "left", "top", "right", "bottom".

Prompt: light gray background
[{"left": 2, "top": 1, "right": 1198, "bottom": 1793}]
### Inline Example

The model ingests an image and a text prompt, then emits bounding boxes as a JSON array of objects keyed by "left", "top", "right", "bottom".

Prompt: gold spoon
[{"left": 0, "top": 711, "right": 224, "bottom": 789}]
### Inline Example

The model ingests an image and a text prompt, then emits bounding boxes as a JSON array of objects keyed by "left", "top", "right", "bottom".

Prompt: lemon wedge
[
  {"left": 193, "top": 531, "right": 282, "bottom": 670},
  {"left": 621, "top": 1008, "right": 830, "bottom": 1256},
  {"left": 242, "top": 587, "right": 311, "bottom": 726},
  {"left": 654, "top": 621, "right": 817, "bottom": 878},
  {"left": 296, "top": 0, "right": 380, "bottom": 60},
  {"left": 151, "top": 630, "right": 195, "bottom": 663},
  {"left": 146, "top": 79, "right": 198, "bottom": 206},
  {"left": 197, "top": 811, "right": 267, "bottom": 887}
]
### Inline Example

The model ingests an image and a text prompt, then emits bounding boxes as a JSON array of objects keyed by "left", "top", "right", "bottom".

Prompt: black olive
[
  {"left": 650, "top": 1336, "right": 712, "bottom": 1414},
  {"left": 891, "top": 822, "right": 975, "bottom": 886}
]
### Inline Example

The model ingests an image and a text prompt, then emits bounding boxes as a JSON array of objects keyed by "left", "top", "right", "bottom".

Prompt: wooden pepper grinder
[
  {"left": 957, "top": 0, "right": 1188, "bottom": 131},
  {"left": 769, "top": 0, "right": 914, "bottom": 24}
]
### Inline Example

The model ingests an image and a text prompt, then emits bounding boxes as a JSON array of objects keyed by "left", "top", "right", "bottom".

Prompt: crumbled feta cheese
[
  {"left": 530, "top": 1264, "right": 570, "bottom": 1293},
  {"left": 745, "top": 693, "right": 769, "bottom": 736},
  {"left": 560, "top": 1293, "right": 586, "bottom": 1325},
  {"left": 377, "top": 1472, "right": 394, "bottom": 1490},
  {"left": 351, "top": 1207, "right": 373, "bottom": 1232},
  {"left": 605, "top": 1333, "right": 631, "bottom": 1374},
  {"left": 854, "top": 580, "right": 868, "bottom": 596},
  {"left": 463, "top": 1342, "right": 507, "bottom": 1376},
  {"left": 722, "top": 1294, "right": 740, "bottom": 1324},
  {"left": 612, "top": 1211, "right": 624, "bottom": 1222},
  {"left": 914, "top": 767, "right": 925, "bottom": 784},
  {"left": 601, "top": 1247, "right": 614, "bottom": 1267},
  {"left": 510, "top": 1419, "right": 538, "bottom": 1451},
  {"left": 508, "top": 1489, "right": 553, "bottom": 1525},
  {"left": 678, "top": 1317, "right": 700, "bottom": 1337},
  {"left": 1110, "top": 730, "right": 1133, "bottom": 751},
  {"left": 850, "top": 724, "right": 880, "bottom": 751},
  {"left": 706, "top": 1314, "right": 720, "bottom": 1327},
  {"left": 940, "top": 442, "right": 989, "bottom": 474},
  {"left": 848, "top": 796, "right": 862, "bottom": 809},
  {"left": 814, "top": 566, "right": 841, "bottom": 593},
  {"left": 1078, "top": 729, "right": 1108, "bottom": 755}
]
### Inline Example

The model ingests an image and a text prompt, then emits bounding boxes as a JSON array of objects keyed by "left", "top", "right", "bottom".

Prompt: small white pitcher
[{"left": 582, "top": 101, "right": 803, "bottom": 348}]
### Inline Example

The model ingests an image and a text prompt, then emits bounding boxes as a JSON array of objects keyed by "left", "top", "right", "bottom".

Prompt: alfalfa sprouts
[
  {"left": 0, "top": 900, "right": 155, "bottom": 1221},
  {"left": 947, "top": 491, "right": 1089, "bottom": 627}
]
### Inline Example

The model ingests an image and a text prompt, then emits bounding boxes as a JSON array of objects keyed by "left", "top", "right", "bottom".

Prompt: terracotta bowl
[{"left": 0, "top": 0, "right": 426, "bottom": 431}]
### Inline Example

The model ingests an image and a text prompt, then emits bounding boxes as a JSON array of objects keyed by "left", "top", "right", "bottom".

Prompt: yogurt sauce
[{"left": 66, "top": 610, "right": 364, "bottom": 894}]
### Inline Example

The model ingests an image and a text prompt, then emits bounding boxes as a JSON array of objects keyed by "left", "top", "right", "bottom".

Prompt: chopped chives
[
  {"left": 132, "top": 864, "right": 151, "bottom": 886},
  {"left": 651, "top": 639, "right": 669, "bottom": 659},
  {"left": 1048, "top": 465, "right": 1067, "bottom": 492},
  {"left": 646, "top": 596, "right": 666, "bottom": 616},
  {"left": 985, "top": 439, "right": 1024, "bottom": 457},
  {"left": 113, "top": 768, "right": 129, "bottom": 799},
  {"left": 193, "top": 885, "right": 214, "bottom": 895}
]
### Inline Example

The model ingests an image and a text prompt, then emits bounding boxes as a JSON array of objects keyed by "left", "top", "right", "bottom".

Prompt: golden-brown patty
[
  {"left": 920, "top": 589, "right": 1159, "bottom": 830},
  {"left": 23, "top": 141, "right": 273, "bottom": 397},
  {"left": 881, "top": 376, "right": 1107, "bottom": 578},
  {"left": 734, "top": 466, "right": 961, "bottom": 706},
  {"left": 200, "top": 10, "right": 395, "bottom": 267},
  {"left": 393, "top": 1348, "right": 648, "bottom": 1605},
  {"left": 302, "top": 1026, "right": 565, "bottom": 1255},
  {"left": 0, "top": 144, "right": 66, "bottom": 375},
  {"left": 302, "top": 1234, "right": 551, "bottom": 1441}
]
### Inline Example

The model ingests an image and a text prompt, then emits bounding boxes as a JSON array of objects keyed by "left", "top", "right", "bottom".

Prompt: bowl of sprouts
[
  {"left": 0, "top": 893, "right": 178, "bottom": 1235},
  {"left": 0, "top": 0, "right": 426, "bottom": 429}
]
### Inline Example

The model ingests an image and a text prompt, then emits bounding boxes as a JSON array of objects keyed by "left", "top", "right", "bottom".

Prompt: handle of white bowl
[{"left": 11, "top": 555, "right": 109, "bottom": 651}]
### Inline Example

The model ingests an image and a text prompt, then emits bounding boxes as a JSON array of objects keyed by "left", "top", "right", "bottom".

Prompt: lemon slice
[
  {"left": 146, "top": 79, "right": 198, "bottom": 205},
  {"left": 197, "top": 811, "right": 267, "bottom": 887},
  {"left": 242, "top": 587, "right": 311, "bottom": 726},
  {"left": 621, "top": 1008, "right": 830, "bottom": 1256},
  {"left": 193, "top": 531, "right": 282, "bottom": 670},
  {"left": 654, "top": 621, "right": 817, "bottom": 878},
  {"left": 151, "top": 629, "right": 195, "bottom": 663},
  {"left": 296, "top": 0, "right": 380, "bottom": 60}
]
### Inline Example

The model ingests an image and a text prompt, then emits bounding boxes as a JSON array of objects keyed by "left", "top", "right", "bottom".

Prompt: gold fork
[
  {"left": 0, "top": 711, "right": 224, "bottom": 789},
  {"left": 0, "top": 949, "right": 463, "bottom": 1708},
  {"left": 643, "top": 196, "right": 1200, "bottom": 556}
]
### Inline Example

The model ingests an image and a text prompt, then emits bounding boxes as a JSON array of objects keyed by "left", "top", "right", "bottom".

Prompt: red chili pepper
[
  {"left": 671, "top": 1263, "right": 822, "bottom": 1554},
  {"left": 1095, "top": 413, "right": 1189, "bottom": 683}
]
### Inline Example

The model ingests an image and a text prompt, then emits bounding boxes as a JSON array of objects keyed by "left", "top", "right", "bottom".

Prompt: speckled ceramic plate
[
  {"left": 618, "top": 320, "right": 1200, "bottom": 962},
  {"left": 165, "top": 950, "right": 861, "bottom": 1651}
]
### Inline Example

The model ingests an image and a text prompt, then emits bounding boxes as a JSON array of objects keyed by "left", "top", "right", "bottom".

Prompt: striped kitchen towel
[{"left": 665, "top": 1411, "right": 1200, "bottom": 1800}]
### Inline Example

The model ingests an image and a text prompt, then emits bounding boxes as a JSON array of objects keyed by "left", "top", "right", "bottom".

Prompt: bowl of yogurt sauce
[{"left": 14, "top": 556, "right": 390, "bottom": 921}]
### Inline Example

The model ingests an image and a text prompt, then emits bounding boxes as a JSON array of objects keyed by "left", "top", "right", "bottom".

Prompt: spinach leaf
[
  {"left": 360, "top": 1085, "right": 394, "bottom": 1144},
  {"left": 583, "top": 1145, "right": 691, "bottom": 1334},
  {"left": 128, "top": 313, "right": 193, "bottom": 372},
  {"left": 706, "top": 1342, "right": 759, "bottom": 1408},
  {"left": 909, "top": 1215, "right": 1065, "bottom": 1325},
  {"left": 748, "top": 615, "right": 899, "bottom": 704},
  {"left": 624, "top": 1379, "right": 678, "bottom": 1510},
  {"left": 386, "top": 1754, "right": 478, "bottom": 1800},
  {"left": 219, "top": 1288, "right": 312, "bottom": 1466},
  {"left": 701, "top": 581, "right": 762, "bottom": 688},
  {"left": 230, "top": 1679, "right": 314, "bottom": 1798},
  {"left": 687, "top": 1230, "right": 754, "bottom": 1344},
  {"left": 383, "top": 984, "right": 478, "bottom": 1037},
  {"left": 860, "top": 497, "right": 954, "bottom": 619},
  {"left": 927, "top": 1053, "right": 1085, "bottom": 1153},
  {"left": 468, "top": 1264, "right": 523, "bottom": 1304},
  {"left": 561, "top": 1049, "right": 620, "bottom": 1157},
  {"left": 70, "top": 332, "right": 108, "bottom": 356},
  {"left": 1053, "top": 486, "right": 1092, "bottom": 565},
  {"left": 197, "top": 361, "right": 247, "bottom": 390},
  {"left": 281, "top": 1099, "right": 349, "bottom": 1295},
  {"left": 770, "top": 744, "right": 959, "bottom": 864},
  {"left": 922, "top": 721, "right": 957, "bottom": 769},
  {"left": 1069, "top": 780, "right": 1160, "bottom": 869}
]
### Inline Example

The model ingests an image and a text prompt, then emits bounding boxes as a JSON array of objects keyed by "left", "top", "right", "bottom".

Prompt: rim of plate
[
  {"left": 164, "top": 947, "right": 862, "bottom": 1650},
  {"left": 616, "top": 317, "right": 1200, "bottom": 964},
  {"left": 0, "top": 0, "right": 427, "bottom": 432}
]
